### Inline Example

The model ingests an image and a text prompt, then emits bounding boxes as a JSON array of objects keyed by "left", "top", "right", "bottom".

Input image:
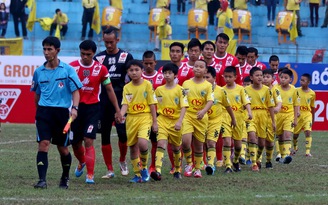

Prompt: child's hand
[
  {"left": 175, "top": 121, "right": 182, "bottom": 131},
  {"left": 292, "top": 119, "right": 297, "bottom": 128},
  {"left": 248, "top": 112, "right": 253, "bottom": 120},
  {"left": 231, "top": 118, "right": 236, "bottom": 128},
  {"left": 152, "top": 121, "right": 158, "bottom": 133},
  {"left": 272, "top": 122, "right": 276, "bottom": 132},
  {"left": 273, "top": 106, "right": 280, "bottom": 114},
  {"left": 197, "top": 110, "right": 205, "bottom": 120},
  {"left": 114, "top": 112, "right": 123, "bottom": 124}
]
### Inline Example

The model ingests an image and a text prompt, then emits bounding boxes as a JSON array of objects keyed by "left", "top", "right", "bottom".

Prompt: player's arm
[
  {"left": 268, "top": 107, "right": 276, "bottom": 132},
  {"left": 245, "top": 103, "right": 252, "bottom": 120},
  {"left": 104, "top": 83, "right": 122, "bottom": 122},
  {"left": 150, "top": 104, "right": 158, "bottom": 132},
  {"left": 311, "top": 93, "right": 316, "bottom": 125},
  {"left": 197, "top": 100, "right": 213, "bottom": 120},
  {"left": 34, "top": 94, "right": 40, "bottom": 109},
  {"left": 71, "top": 90, "right": 80, "bottom": 120},
  {"left": 120, "top": 104, "right": 128, "bottom": 120},
  {"left": 226, "top": 106, "right": 236, "bottom": 127},
  {"left": 175, "top": 107, "right": 186, "bottom": 131}
]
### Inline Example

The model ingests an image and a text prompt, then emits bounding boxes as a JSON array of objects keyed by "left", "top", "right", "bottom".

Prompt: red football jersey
[
  {"left": 249, "top": 60, "right": 267, "bottom": 70},
  {"left": 240, "top": 62, "right": 253, "bottom": 79},
  {"left": 142, "top": 71, "right": 165, "bottom": 90},
  {"left": 70, "top": 60, "right": 110, "bottom": 104},
  {"left": 213, "top": 53, "right": 241, "bottom": 86},
  {"left": 273, "top": 71, "right": 280, "bottom": 85}
]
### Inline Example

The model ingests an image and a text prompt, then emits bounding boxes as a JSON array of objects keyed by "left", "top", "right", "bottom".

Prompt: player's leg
[
  {"left": 248, "top": 131, "right": 258, "bottom": 171},
  {"left": 292, "top": 115, "right": 303, "bottom": 155},
  {"left": 182, "top": 132, "right": 193, "bottom": 177},
  {"left": 57, "top": 145, "right": 72, "bottom": 189},
  {"left": 232, "top": 119, "right": 244, "bottom": 172},
  {"left": 305, "top": 130, "right": 312, "bottom": 156},
  {"left": 148, "top": 130, "right": 158, "bottom": 174},
  {"left": 151, "top": 138, "right": 167, "bottom": 181},
  {"left": 206, "top": 139, "right": 217, "bottom": 175},
  {"left": 193, "top": 136, "right": 204, "bottom": 178}
]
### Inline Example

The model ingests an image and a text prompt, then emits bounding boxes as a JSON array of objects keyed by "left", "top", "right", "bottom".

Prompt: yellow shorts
[
  {"left": 247, "top": 110, "right": 268, "bottom": 139},
  {"left": 222, "top": 112, "right": 243, "bottom": 141},
  {"left": 206, "top": 116, "right": 222, "bottom": 142},
  {"left": 276, "top": 112, "right": 294, "bottom": 136},
  {"left": 126, "top": 113, "right": 152, "bottom": 146},
  {"left": 182, "top": 112, "right": 208, "bottom": 143},
  {"left": 157, "top": 115, "right": 182, "bottom": 147},
  {"left": 294, "top": 112, "right": 312, "bottom": 134},
  {"left": 242, "top": 121, "right": 247, "bottom": 140},
  {"left": 266, "top": 113, "right": 276, "bottom": 142}
]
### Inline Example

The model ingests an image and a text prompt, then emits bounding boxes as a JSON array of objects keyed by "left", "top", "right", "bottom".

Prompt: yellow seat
[
  {"left": 275, "top": 11, "right": 297, "bottom": 44},
  {"left": 148, "top": 8, "right": 170, "bottom": 42},
  {"left": 101, "top": 6, "right": 122, "bottom": 38},
  {"left": 232, "top": 10, "right": 252, "bottom": 43},
  {"left": 187, "top": 9, "right": 208, "bottom": 39}
]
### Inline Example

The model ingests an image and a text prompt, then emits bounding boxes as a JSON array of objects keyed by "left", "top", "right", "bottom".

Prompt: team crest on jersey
[
  {"left": 235, "top": 95, "right": 240, "bottom": 102},
  {"left": 96, "top": 55, "right": 105, "bottom": 64},
  {"left": 214, "top": 98, "right": 218, "bottom": 105},
  {"left": 156, "top": 74, "right": 164, "bottom": 84},
  {"left": 126, "top": 94, "right": 133, "bottom": 102},
  {"left": 200, "top": 90, "right": 207, "bottom": 97},
  {"left": 174, "top": 97, "right": 179, "bottom": 105},
  {"left": 288, "top": 97, "right": 292, "bottom": 103},
  {"left": 226, "top": 56, "right": 233, "bottom": 66},
  {"left": 157, "top": 96, "right": 163, "bottom": 103},
  {"left": 183, "top": 88, "right": 189, "bottom": 96},
  {"left": 144, "top": 91, "right": 148, "bottom": 99},
  {"left": 58, "top": 82, "right": 64, "bottom": 88},
  {"left": 83, "top": 69, "right": 90, "bottom": 77},
  {"left": 181, "top": 67, "right": 189, "bottom": 76},
  {"left": 261, "top": 97, "right": 265, "bottom": 102},
  {"left": 92, "top": 65, "right": 101, "bottom": 76},
  {"left": 307, "top": 98, "right": 311, "bottom": 104},
  {"left": 87, "top": 125, "right": 94, "bottom": 133},
  {"left": 118, "top": 53, "right": 128, "bottom": 63},
  {"left": 214, "top": 64, "right": 221, "bottom": 73}
]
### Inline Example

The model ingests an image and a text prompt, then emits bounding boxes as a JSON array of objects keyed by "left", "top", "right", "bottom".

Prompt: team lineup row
[{"left": 30, "top": 27, "right": 315, "bottom": 189}]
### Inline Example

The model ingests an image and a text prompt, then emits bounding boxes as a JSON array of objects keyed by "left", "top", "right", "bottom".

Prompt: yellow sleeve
[
  {"left": 63, "top": 14, "right": 69, "bottom": 23},
  {"left": 167, "top": 25, "right": 172, "bottom": 36},
  {"left": 310, "top": 91, "right": 316, "bottom": 107},
  {"left": 241, "top": 87, "right": 251, "bottom": 106},
  {"left": 293, "top": 89, "right": 300, "bottom": 106},
  {"left": 221, "top": 89, "right": 230, "bottom": 107},
  {"left": 206, "top": 84, "right": 214, "bottom": 102},
  {"left": 266, "top": 89, "right": 275, "bottom": 108},
  {"left": 180, "top": 87, "right": 189, "bottom": 108},
  {"left": 122, "top": 86, "right": 128, "bottom": 105},
  {"left": 273, "top": 87, "right": 282, "bottom": 104},
  {"left": 147, "top": 82, "right": 158, "bottom": 105}
]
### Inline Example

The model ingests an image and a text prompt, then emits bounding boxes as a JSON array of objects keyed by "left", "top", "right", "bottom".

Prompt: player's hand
[
  {"left": 297, "top": 112, "right": 300, "bottom": 118},
  {"left": 114, "top": 112, "right": 123, "bottom": 124},
  {"left": 197, "top": 110, "right": 205, "bottom": 120},
  {"left": 175, "top": 121, "right": 182, "bottom": 131},
  {"left": 248, "top": 112, "right": 253, "bottom": 120},
  {"left": 292, "top": 119, "right": 297, "bottom": 128},
  {"left": 272, "top": 122, "right": 276, "bottom": 132},
  {"left": 231, "top": 118, "right": 236, "bottom": 128},
  {"left": 70, "top": 109, "right": 78, "bottom": 121},
  {"left": 152, "top": 121, "right": 158, "bottom": 133},
  {"left": 273, "top": 107, "right": 280, "bottom": 114}
]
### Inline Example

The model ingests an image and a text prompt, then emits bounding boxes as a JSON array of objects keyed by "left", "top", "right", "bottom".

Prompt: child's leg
[
  {"left": 193, "top": 138, "right": 204, "bottom": 170},
  {"left": 154, "top": 139, "right": 167, "bottom": 174},
  {"left": 138, "top": 138, "right": 149, "bottom": 170},
  {"left": 130, "top": 143, "right": 141, "bottom": 177},
  {"left": 305, "top": 130, "right": 312, "bottom": 155},
  {"left": 206, "top": 140, "right": 216, "bottom": 167},
  {"left": 223, "top": 137, "right": 232, "bottom": 169},
  {"left": 281, "top": 130, "right": 292, "bottom": 159},
  {"left": 248, "top": 131, "right": 258, "bottom": 167},
  {"left": 257, "top": 137, "right": 265, "bottom": 162},
  {"left": 182, "top": 133, "right": 193, "bottom": 166}
]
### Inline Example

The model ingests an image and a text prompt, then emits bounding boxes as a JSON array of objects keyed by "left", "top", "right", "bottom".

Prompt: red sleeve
[{"left": 233, "top": 58, "right": 242, "bottom": 85}]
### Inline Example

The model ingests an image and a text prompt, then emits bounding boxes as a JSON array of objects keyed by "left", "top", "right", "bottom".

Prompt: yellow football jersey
[
  {"left": 155, "top": 84, "right": 189, "bottom": 119},
  {"left": 271, "top": 86, "right": 282, "bottom": 106},
  {"left": 122, "top": 80, "right": 157, "bottom": 114},
  {"left": 296, "top": 87, "right": 316, "bottom": 113},
  {"left": 223, "top": 84, "right": 250, "bottom": 113},
  {"left": 245, "top": 85, "right": 275, "bottom": 110},
  {"left": 208, "top": 85, "right": 230, "bottom": 119},
  {"left": 276, "top": 84, "right": 300, "bottom": 113},
  {"left": 182, "top": 79, "right": 214, "bottom": 114}
]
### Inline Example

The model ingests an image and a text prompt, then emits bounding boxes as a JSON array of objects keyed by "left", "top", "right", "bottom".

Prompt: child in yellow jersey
[
  {"left": 222, "top": 66, "right": 252, "bottom": 173},
  {"left": 120, "top": 60, "right": 158, "bottom": 183},
  {"left": 242, "top": 76, "right": 251, "bottom": 165},
  {"left": 150, "top": 63, "right": 188, "bottom": 181},
  {"left": 181, "top": 59, "right": 214, "bottom": 178},
  {"left": 263, "top": 69, "right": 282, "bottom": 169},
  {"left": 292, "top": 73, "right": 316, "bottom": 157},
  {"left": 245, "top": 67, "right": 276, "bottom": 171},
  {"left": 275, "top": 68, "right": 300, "bottom": 164},
  {"left": 204, "top": 66, "right": 236, "bottom": 175}
]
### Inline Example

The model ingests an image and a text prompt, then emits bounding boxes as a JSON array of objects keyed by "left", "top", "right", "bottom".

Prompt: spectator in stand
[
  {"left": 234, "top": 0, "right": 248, "bottom": 10},
  {"left": 156, "top": 0, "right": 170, "bottom": 9},
  {"left": 208, "top": 0, "right": 220, "bottom": 25},
  {"left": 0, "top": 3, "right": 9, "bottom": 38},
  {"left": 266, "top": 0, "right": 278, "bottom": 27},
  {"left": 284, "top": 0, "right": 303, "bottom": 36},
  {"left": 216, "top": 0, "right": 232, "bottom": 35},
  {"left": 50, "top": 9, "right": 69, "bottom": 39},
  {"left": 309, "top": 0, "right": 319, "bottom": 27},
  {"left": 10, "top": 0, "right": 28, "bottom": 39},
  {"left": 154, "top": 16, "right": 172, "bottom": 51},
  {"left": 177, "top": 0, "right": 186, "bottom": 14},
  {"left": 110, "top": 0, "right": 123, "bottom": 10},
  {"left": 321, "top": 0, "right": 328, "bottom": 28},
  {"left": 0, "top": 0, "right": 10, "bottom": 12},
  {"left": 194, "top": 0, "right": 210, "bottom": 10},
  {"left": 81, "top": 0, "right": 96, "bottom": 40}
]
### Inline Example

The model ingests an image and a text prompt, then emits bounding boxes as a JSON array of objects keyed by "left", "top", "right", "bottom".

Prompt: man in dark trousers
[{"left": 10, "top": 0, "right": 28, "bottom": 39}]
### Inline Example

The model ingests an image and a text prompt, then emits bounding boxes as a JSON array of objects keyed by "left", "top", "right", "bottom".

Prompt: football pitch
[{"left": 0, "top": 124, "right": 327, "bottom": 205}]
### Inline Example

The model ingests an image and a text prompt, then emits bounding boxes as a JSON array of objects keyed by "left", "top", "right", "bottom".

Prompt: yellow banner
[
  {"left": 161, "top": 39, "right": 237, "bottom": 60},
  {"left": 0, "top": 38, "right": 23, "bottom": 55}
]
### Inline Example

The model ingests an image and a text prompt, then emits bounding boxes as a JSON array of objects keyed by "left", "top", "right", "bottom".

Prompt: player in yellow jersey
[
  {"left": 263, "top": 69, "right": 282, "bottom": 169},
  {"left": 222, "top": 66, "right": 252, "bottom": 173},
  {"left": 245, "top": 67, "right": 276, "bottom": 171},
  {"left": 242, "top": 76, "right": 251, "bottom": 165},
  {"left": 204, "top": 66, "right": 236, "bottom": 175},
  {"left": 150, "top": 63, "right": 188, "bottom": 181},
  {"left": 181, "top": 59, "right": 214, "bottom": 178},
  {"left": 292, "top": 73, "right": 316, "bottom": 157},
  {"left": 120, "top": 60, "right": 158, "bottom": 183},
  {"left": 275, "top": 68, "right": 300, "bottom": 164}
]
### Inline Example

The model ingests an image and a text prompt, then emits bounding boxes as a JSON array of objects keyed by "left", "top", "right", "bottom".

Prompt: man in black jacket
[{"left": 10, "top": 0, "right": 28, "bottom": 39}]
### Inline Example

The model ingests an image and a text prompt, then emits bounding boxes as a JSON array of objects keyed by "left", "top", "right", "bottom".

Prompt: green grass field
[{"left": 0, "top": 124, "right": 327, "bottom": 205}]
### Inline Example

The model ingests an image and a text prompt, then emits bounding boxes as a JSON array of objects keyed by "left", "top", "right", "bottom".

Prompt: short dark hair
[
  {"left": 269, "top": 55, "right": 279, "bottom": 63},
  {"left": 243, "top": 76, "right": 251, "bottom": 83},
  {"left": 250, "top": 67, "right": 262, "bottom": 76},
  {"left": 224, "top": 66, "right": 236, "bottom": 76},
  {"left": 302, "top": 73, "right": 311, "bottom": 81},
  {"left": 103, "top": 27, "right": 119, "bottom": 38},
  {"left": 280, "top": 68, "right": 293, "bottom": 78},
  {"left": 55, "top": 8, "right": 60, "bottom": 13},
  {"left": 236, "top": 45, "right": 248, "bottom": 56},
  {"left": 248, "top": 47, "right": 258, "bottom": 56},
  {"left": 162, "top": 63, "right": 179, "bottom": 75},
  {"left": 169, "top": 42, "right": 184, "bottom": 53},
  {"left": 278, "top": 67, "right": 289, "bottom": 74},
  {"left": 79, "top": 40, "right": 97, "bottom": 53},
  {"left": 142, "top": 50, "right": 156, "bottom": 60},
  {"left": 42, "top": 36, "right": 60, "bottom": 49},
  {"left": 187, "top": 38, "right": 201, "bottom": 51},
  {"left": 207, "top": 66, "right": 216, "bottom": 78},
  {"left": 195, "top": 59, "right": 207, "bottom": 67},
  {"left": 201, "top": 41, "right": 216, "bottom": 51},
  {"left": 126, "top": 59, "right": 143, "bottom": 70},
  {"left": 263, "top": 69, "right": 274, "bottom": 77},
  {"left": 215, "top": 33, "right": 229, "bottom": 42}
]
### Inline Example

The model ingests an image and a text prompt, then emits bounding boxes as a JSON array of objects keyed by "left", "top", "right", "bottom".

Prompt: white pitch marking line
[{"left": 0, "top": 139, "right": 34, "bottom": 145}]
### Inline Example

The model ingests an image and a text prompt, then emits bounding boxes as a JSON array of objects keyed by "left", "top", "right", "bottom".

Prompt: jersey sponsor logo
[
  {"left": 163, "top": 107, "right": 175, "bottom": 116},
  {"left": 155, "top": 74, "right": 164, "bottom": 84},
  {"left": 81, "top": 77, "right": 90, "bottom": 85},
  {"left": 281, "top": 105, "right": 289, "bottom": 112},
  {"left": 191, "top": 99, "right": 204, "bottom": 106},
  {"left": 300, "top": 106, "right": 310, "bottom": 111},
  {"left": 83, "top": 69, "right": 90, "bottom": 77},
  {"left": 207, "top": 108, "right": 213, "bottom": 115},
  {"left": 92, "top": 65, "right": 101, "bottom": 76},
  {"left": 132, "top": 103, "right": 146, "bottom": 112},
  {"left": 0, "top": 88, "right": 21, "bottom": 120},
  {"left": 87, "top": 125, "right": 94, "bottom": 133},
  {"left": 96, "top": 55, "right": 105, "bottom": 64},
  {"left": 231, "top": 105, "right": 238, "bottom": 111},
  {"left": 180, "top": 67, "right": 189, "bottom": 77},
  {"left": 226, "top": 56, "right": 233, "bottom": 66},
  {"left": 108, "top": 65, "right": 117, "bottom": 73},
  {"left": 118, "top": 53, "right": 128, "bottom": 63},
  {"left": 58, "top": 82, "right": 64, "bottom": 88}
]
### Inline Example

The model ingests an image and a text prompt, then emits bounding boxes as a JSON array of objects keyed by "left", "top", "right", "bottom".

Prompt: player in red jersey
[
  {"left": 201, "top": 41, "right": 216, "bottom": 67},
  {"left": 268, "top": 55, "right": 280, "bottom": 85},
  {"left": 213, "top": 33, "right": 241, "bottom": 86},
  {"left": 235, "top": 45, "right": 253, "bottom": 80},
  {"left": 142, "top": 50, "right": 164, "bottom": 174},
  {"left": 247, "top": 47, "right": 267, "bottom": 70},
  {"left": 70, "top": 40, "right": 122, "bottom": 184}
]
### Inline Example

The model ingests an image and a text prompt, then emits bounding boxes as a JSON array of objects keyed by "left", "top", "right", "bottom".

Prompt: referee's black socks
[
  {"left": 60, "top": 153, "right": 72, "bottom": 179},
  {"left": 37, "top": 151, "right": 48, "bottom": 181}
]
